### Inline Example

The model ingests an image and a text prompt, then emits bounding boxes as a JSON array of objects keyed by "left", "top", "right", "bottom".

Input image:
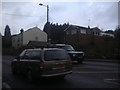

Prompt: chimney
[{"left": 20, "top": 29, "right": 24, "bottom": 34}]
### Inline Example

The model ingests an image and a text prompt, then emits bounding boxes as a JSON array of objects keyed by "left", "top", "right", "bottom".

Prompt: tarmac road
[{"left": 2, "top": 55, "right": 120, "bottom": 89}]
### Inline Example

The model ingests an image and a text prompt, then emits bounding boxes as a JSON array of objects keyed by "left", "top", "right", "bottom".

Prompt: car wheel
[
  {"left": 27, "top": 70, "right": 33, "bottom": 82},
  {"left": 27, "top": 70, "right": 36, "bottom": 82}
]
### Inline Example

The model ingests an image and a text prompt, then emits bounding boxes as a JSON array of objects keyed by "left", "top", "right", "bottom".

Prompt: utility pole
[{"left": 39, "top": 3, "right": 51, "bottom": 43}]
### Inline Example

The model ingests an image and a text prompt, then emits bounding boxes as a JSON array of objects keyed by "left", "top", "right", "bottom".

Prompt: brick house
[{"left": 65, "top": 25, "right": 103, "bottom": 48}]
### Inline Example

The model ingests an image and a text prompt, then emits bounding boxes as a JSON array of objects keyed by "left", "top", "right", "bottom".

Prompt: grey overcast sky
[{"left": 0, "top": 1, "right": 118, "bottom": 35}]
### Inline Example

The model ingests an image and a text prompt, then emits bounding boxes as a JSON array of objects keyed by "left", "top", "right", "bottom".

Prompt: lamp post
[
  {"left": 39, "top": 3, "right": 49, "bottom": 22},
  {"left": 39, "top": 3, "right": 51, "bottom": 43}
]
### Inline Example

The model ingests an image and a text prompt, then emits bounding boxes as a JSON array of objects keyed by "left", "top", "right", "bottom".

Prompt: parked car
[
  {"left": 51, "top": 44, "right": 85, "bottom": 63},
  {"left": 11, "top": 48, "right": 72, "bottom": 82}
]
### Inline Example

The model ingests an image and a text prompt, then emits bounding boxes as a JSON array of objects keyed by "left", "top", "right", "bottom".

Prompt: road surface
[{"left": 2, "top": 55, "right": 120, "bottom": 89}]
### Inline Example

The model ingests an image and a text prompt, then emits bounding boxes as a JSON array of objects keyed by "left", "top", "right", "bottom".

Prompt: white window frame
[{"left": 80, "top": 29, "right": 86, "bottom": 34}]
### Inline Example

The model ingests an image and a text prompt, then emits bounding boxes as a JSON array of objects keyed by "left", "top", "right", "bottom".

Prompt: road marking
[
  {"left": 73, "top": 71, "right": 119, "bottom": 74},
  {"left": 104, "top": 79, "right": 120, "bottom": 85}
]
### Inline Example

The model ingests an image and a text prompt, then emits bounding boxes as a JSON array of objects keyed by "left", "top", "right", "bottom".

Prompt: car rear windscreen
[{"left": 44, "top": 50, "right": 68, "bottom": 61}]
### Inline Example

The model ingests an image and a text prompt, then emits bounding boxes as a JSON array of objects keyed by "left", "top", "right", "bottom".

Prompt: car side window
[
  {"left": 19, "top": 50, "right": 26, "bottom": 58},
  {"left": 24, "top": 50, "right": 32, "bottom": 59},
  {"left": 31, "top": 51, "right": 41, "bottom": 60},
  {"left": 19, "top": 50, "right": 41, "bottom": 60}
]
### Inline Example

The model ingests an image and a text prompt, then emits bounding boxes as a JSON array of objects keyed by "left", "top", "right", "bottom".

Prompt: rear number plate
[{"left": 52, "top": 65, "right": 65, "bottom": 69}]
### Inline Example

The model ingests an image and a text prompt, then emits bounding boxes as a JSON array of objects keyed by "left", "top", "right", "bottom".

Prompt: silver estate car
[{"left": 11, "top": 48, "right": 72, "bottom": 82}]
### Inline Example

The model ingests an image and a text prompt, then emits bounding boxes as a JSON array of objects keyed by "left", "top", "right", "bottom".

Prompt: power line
[{"left": 0, "top": 13, "right": 41, "bottom": 17}]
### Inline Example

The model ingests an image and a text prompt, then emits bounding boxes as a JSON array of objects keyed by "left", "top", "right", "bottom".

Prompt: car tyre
[
  {"left": 28, "top": 70, "right": 33, "bottom": 82},
  {"left": 27, "top": 70, "right": 36, "bottom": 83}
]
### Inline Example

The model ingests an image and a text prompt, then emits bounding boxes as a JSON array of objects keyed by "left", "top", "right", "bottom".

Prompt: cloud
[
  {"left": 1, "top": 2, "right": 47, "bottom": 35},
  {"left": 74, "top": 2, "right": 118, "bottom": 30},
  {"left": 90, "top": 2, "right": 118, "bottom": 30},
  {"left": 0, "top": 2, "right": 118, "bottom": 35}
]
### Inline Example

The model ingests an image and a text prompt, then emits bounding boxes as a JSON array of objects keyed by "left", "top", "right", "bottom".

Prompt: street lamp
[
  {"left": 39, "top": 3, "right": 49, "bottom": 22},
  {"left": 39, "top": 3, "right": 51, "bottom": 43}
]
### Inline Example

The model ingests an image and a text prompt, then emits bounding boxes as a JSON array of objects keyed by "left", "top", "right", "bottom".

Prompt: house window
[
  {"left": 80, "top": 29, "right": 86, "bottom": 34},
  {"left": 71, "top": 29, "right": 77, "bottom": 35}
]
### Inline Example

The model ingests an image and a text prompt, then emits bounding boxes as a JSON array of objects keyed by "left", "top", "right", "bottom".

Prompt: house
[
  {"left": 65, "top": 25, "right": 89, "bottom": 35},
  {"left": 90, "top": 27, "right": 102, "bottom": 36},
  {"left": 65, "top": 25, "right": 90, "bottom": 44},
  {"left": 12, "top": 27, "right": 47, "bottom": 48},
  {"left": 64, "top": 25, "right": 104, "bottom": 45},
  {"left": 65, "top": 25, "right": 103, "bottom": 36}
]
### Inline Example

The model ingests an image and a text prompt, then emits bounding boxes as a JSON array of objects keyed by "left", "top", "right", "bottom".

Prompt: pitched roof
[{"left": 72, "top": 25, "right": 88, "bottom": 29}]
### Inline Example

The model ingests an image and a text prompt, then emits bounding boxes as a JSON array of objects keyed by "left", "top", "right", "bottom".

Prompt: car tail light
[{"left": 39, "top": 66, "right": 44, "bottom": 69}]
